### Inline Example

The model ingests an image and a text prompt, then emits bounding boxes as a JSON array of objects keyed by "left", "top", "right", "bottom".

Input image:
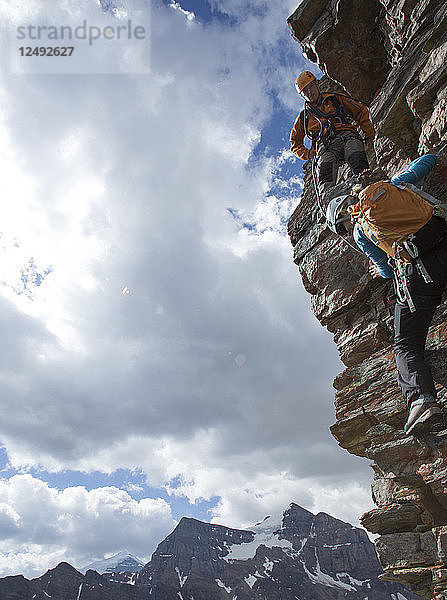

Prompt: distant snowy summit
[{"left": 81, "top": 550, "right": 145, "bottom": 574}]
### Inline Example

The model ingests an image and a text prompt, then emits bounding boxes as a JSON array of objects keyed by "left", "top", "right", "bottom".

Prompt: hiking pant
[
  {"left": 394, "top": 233, "right": 447, "bottom": 406},
  {"left": 316, "top": 131, "right": 369, "bottom": 194}
]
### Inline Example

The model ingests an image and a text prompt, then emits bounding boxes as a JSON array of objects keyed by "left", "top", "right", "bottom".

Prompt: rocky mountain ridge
[
  {"left": 0, "top": 561, "right": 147, "bottom": 600},
  {"left": 287, "top": 1, "right": 447, "bottom": 598},
  {"left": 137, "top": 503, "right": 419, "bottom": 599},
  {"left": 0, "top": 503, "right": 421, "bottom": 600}
]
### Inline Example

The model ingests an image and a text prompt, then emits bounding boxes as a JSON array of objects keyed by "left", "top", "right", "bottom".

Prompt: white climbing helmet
[{"left": 326, "top": 195, "right": 354, "bottom": 235}]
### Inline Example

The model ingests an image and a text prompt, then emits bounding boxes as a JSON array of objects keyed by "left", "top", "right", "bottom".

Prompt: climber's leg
[
  {"left": 343, "top": 132, "right": 369, "bottom": 174},
  {"left": 316, "top": 137, "right": 342, "bottom": 194}
]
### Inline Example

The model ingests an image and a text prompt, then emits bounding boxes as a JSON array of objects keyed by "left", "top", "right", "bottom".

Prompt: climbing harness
[
  {"left": 395, "top": 183, "right": 447, "bottom": 309},
  {"left": 305, "top": 93, "right": 368, "bottom": 214},
  {"left": 301, "top": 94, "right": 356, "bottom": 149},
  {"left": 401, "top": 236, "right": 433, "bottom": 284}
]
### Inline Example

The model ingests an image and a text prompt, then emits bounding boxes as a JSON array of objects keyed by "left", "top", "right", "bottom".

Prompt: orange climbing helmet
[{"left": 295, "top": 71, "right": 317, "bottom": 93}]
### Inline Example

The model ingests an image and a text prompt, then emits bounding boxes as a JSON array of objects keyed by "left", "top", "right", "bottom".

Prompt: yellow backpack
[{"left": 348, "top": 181, "right": 440, "bottom": 261}]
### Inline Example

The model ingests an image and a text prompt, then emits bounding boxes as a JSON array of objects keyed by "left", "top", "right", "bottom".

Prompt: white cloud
[
  {"left": 209, "top": 478, "right": 374, "bottom": 533},
  {"left": 169, "top": 0, "right": 195, "bottom": 22},
  {"left": 0, "top": 474, "right": 175, "bottom": 578}
]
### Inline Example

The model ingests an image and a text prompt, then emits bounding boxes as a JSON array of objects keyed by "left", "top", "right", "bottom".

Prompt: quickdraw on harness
[
  {"left": 301, "top": 94, "right": 355, "bottom": 150},
  {"left": 393, "top": 236, "right": 434, "bottom": 313},
  {"left": 394, "top": 261, "right": 415, "bottom": 311}
]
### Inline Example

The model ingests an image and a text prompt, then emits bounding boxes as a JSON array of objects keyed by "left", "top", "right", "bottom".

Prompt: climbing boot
[{"left": 404, "top": 395, "right": 443, "bottom": 435}]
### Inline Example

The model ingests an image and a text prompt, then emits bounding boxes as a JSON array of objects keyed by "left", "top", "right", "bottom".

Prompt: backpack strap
[
  {"left": 370, "top": 189, "right": 387, "bottom": 204},
  {"left": 398, "top": 182, "right": 447, "bottom": 215}
]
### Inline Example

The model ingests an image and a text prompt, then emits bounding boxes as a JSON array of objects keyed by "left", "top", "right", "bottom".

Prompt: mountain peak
[
  {"left": 81, "top": 551, "right": 145, "bottom": 575},
  {"left": 32, "top": 561, "right": 83, "bottom": 583}
]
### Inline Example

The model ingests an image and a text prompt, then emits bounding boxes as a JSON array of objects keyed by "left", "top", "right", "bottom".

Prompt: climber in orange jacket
[{"left": 290, "top": 72, "right": 375, "bottom": 195}]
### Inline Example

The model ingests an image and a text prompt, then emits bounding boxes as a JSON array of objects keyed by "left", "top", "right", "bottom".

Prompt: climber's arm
[
  {"left": 353, "top": 223, "right": 394, "bottom": 279},
  {"left": 391, "top": 154, "right": 438, "bottom": 185},
  {"left": 290, "top": 114, "right": 310, "bottom": 160}
]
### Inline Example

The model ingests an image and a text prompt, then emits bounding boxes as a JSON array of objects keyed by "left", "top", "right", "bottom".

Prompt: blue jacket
[
  {"left": 390, "top": 154, "right": 437, "bottom": 185},
  {"left": 354, "top": 154, "right": 438, "bottom": 279},
  {"left": 354, "top": 224, "right": 394, "bottom": 278}
]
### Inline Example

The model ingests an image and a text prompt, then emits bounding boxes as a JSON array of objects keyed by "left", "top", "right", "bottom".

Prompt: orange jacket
[{"left": 290, "top": 93, "right": 375, "bottom": 161}]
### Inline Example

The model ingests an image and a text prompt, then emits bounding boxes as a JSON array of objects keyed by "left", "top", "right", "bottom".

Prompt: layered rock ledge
[{"left": 287, "top": 1, "right": 447, "bottom": 598}]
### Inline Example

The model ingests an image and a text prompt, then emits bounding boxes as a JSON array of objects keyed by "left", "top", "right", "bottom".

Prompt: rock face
[
  {"left": 287, "top": 1, "right": 447, "bottom": 599},
  {"left": 137, "top": 503, "right": 419, "bottom": 599}
]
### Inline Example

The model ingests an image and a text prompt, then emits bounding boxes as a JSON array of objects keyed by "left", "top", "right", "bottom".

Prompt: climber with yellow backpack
[{"left": 326, "top": 154, "right": 447, "bottom": 435}]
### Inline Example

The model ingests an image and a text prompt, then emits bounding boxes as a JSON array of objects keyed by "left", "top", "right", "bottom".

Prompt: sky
[{"left": 0, "top": 0, "right": 374, "bottom": 579}]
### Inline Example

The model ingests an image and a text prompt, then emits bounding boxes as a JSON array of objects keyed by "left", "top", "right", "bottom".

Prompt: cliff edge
[{"left": 287, "top": 1, "right": 447, "bottom": 599}]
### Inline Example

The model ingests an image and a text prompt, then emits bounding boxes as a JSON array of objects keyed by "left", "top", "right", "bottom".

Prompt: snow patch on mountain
[
  {"left": 176, "top": 566, "right": 188, "bottom": 587},
  {"left": 224, "top": 512, "right": 292, "bottom": 562},
  {"left": 263, "top": 557, "right": 274, "bottom": 573},
  {"left": 301, "top": 558, "right": 356, "bottom": 592},
  {"left": 216, "top": 578, "right": 232, "bottom": 593},
  {"left": 245, "top": 571, "right": 263, "bottom": 588},
  {"left": 337, "top": 572, "right": 371, "bottom": 587}
]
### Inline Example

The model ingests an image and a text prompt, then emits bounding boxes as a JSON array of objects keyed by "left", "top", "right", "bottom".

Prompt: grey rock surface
[{"left": 287, "top": 0, "right": 447, "bottom": 598}]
